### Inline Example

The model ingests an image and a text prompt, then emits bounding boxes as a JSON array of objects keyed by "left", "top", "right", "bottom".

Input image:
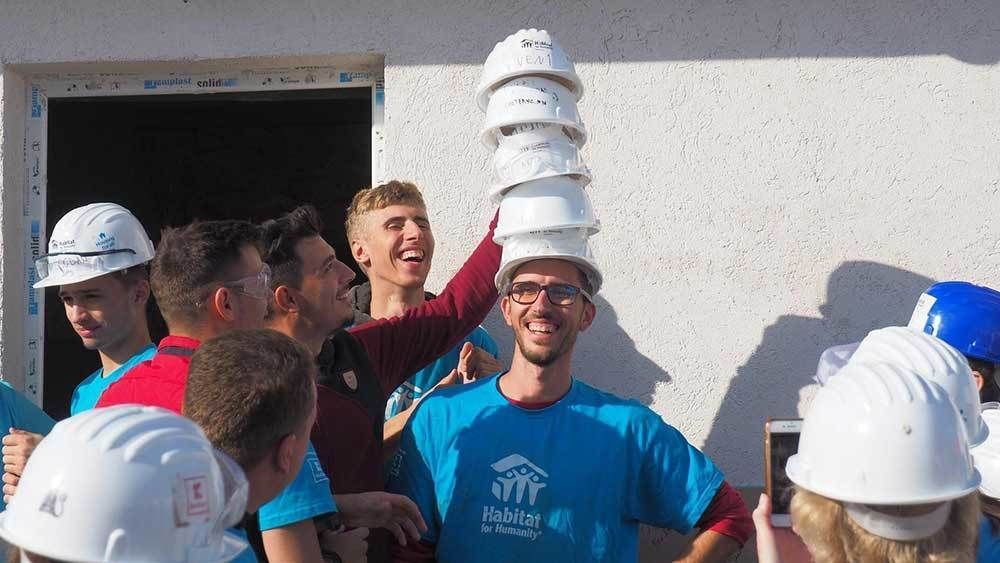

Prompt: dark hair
[
  {"left": 183, "top": 329, "right": 316, "bottom": 468},
  {"left": 969, "top": 357, "right": 1000, "bottom": 403},
  {"left": 259, "top": 206, "right": 324, "bottom": 317},
  {"left": 150, "top": 220, "right": 261, "bottom": 326}
]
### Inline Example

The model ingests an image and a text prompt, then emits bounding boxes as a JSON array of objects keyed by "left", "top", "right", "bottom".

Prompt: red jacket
[{"left": 96, "top": 336, "right": 201, "bottom": 413}]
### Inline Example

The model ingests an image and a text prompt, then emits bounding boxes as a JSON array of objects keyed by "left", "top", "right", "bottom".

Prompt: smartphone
[{"left": 764, "top": 419, "right": 803, "bottom": 527}]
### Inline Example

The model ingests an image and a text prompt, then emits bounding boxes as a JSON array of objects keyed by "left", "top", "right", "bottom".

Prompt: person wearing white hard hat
[
  {"left": 388, "top": 255, "right": 751, "bottom": 562},
  {"left": 753, "top": 362, "right": 981, "bottom": 563},
  {"left": 34, "top": 202, "right": 158, "bottom": 413},
  {"left": 2, "top": 202, "right": 155, "bottom": 506},
  {"left": 972, "top": 408, "right": 1000, "bottom": 561},
  {"left": 848, "top": 325, "right": 989, "bottom": 447},
  {"left": 0, "top": 404, "right": 250, "bottom": 563}
]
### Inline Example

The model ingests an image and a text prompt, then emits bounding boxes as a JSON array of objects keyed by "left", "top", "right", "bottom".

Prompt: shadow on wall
[
  {"left": 701, "top": 261, "right": 934, "bottom": 485},
  {"left": 483, "top": 294, "right": 670, "bottom": 406}
]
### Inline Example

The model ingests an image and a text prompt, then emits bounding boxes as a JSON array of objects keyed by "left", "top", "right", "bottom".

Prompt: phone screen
[{"left": 769, "top": 432, "right": 800, "bottom": 515}]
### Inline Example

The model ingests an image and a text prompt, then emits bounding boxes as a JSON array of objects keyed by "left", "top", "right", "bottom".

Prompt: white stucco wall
[{"left": 2, "top": 1, "right": 1000, "bottom": 489}]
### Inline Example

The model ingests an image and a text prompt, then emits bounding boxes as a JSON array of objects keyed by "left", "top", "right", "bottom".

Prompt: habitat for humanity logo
[
  {"left": 480, "top": 454, "right": 546, "bottom": 541},
  {"left": 95, "top": 232, "right": 116, "bottom": 250},
  {"left": 144, "top": 77, "right": 193, "bottom": 90},
  {"left": 520, "top": 39, "right": 553, "bottom": 50}
]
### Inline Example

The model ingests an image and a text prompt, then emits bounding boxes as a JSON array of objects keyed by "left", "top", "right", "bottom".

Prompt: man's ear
[
  {"left": 350, "top": 238, "right": 371, "bottom": 270},
  {"left": 211, "top": 287, "right": 237, "bottom": 322},
  {"left": 974, "top": 370, "right": 986, "bottom": 392},
  {"left": 272, "top": 285, "right": 298, "bottom": 315},
  {"left": 275, "top": 433, "right": 297, "bottom": 475},
  {"left": 500, "top": 295, "right": 515, "bottom": 328},
  {"left": 132, "top": 279, "right": 151, "bottom": 306},
  {"left": 578, "top": 300, "right": 597, "bottom": 332}
]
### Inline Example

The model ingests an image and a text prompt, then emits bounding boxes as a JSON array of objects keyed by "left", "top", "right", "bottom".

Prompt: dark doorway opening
[{"left": 43, "top": 88, "right": 372, "bottom": 418}]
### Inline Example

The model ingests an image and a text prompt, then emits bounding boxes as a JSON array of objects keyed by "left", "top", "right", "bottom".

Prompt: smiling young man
[
  {"left": 260, "top": 197, "right": 503, "bottom": 562},
  {"left": 35, "top": 203, "right": 158, "bottom": 413},
  {"left": 388, "top": 256, "right": 752, "bottom": 562},
  {"left": 344, "top": 182, "right": 499, "bottom": 435}
]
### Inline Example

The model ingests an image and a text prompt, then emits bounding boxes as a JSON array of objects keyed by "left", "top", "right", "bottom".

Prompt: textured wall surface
[{"left": 2, "top": 2, "right": 1000, "bottom": 492}]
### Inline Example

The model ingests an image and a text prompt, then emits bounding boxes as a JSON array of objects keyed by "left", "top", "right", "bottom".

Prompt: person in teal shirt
[
  {"left": 4, "top": 203, "right": 158, "bottom": 498},
  {"left": 70, "top": 343, "right": 156, "bottom": 414},
  {"left": 0, "top": 381, "right": 55, "bottom": 511},
  {"left": 34, "top": 204, "right": 158, "bottom": 415}
]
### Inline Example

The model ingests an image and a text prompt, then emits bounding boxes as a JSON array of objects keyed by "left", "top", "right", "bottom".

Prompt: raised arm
[{"left": 349, "top": 211, "right": 501, "bottom": 397}]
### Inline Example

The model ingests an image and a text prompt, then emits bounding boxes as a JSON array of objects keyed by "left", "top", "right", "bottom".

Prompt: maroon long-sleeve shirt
[{"left": 311, "top": 215, "right": 501, "bottom": 495}]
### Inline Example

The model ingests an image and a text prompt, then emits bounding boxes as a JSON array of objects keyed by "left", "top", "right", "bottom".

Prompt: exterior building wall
[{"left": 1, "top": 1, "right": 999, "bottom": 505}]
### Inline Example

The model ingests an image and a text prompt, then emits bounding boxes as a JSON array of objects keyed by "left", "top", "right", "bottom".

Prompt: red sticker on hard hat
[{"left": 183, "top": 475, "right": 210, "bottom": 517}]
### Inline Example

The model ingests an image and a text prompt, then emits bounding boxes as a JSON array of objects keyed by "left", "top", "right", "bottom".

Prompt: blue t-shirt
[
  {"left": 979, "top": 514, "right": 1000, "bottom": 563},
  {"left": 70, "top": 343, "right": 157, "bottom": 415},
  {"left": 384, "top": 326, "right": 498, "bottom": 420},
  {"left": 387, "top": 375, "right": 724, "bottom": 562},
  {"left": 258, "top": 441, "right": 337, "bottom": 531},
  {"left": 0, "top": 381, "right": 56, "bottom": 511},
  {"left": 227, "top": 527, "right": 257, "bottom": 563}
]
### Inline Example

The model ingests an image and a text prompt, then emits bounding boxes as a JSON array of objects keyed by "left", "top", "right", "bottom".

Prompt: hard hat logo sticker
[
  {"left": 38, "top": 490, "right": 67, "bottom": 517},
  {"left": 184, "top": 475, "right": 210, "bottom": 516}
]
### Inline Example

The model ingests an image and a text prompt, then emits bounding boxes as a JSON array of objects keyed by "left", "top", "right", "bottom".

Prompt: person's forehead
[
  {"left": 511, "top": 259, "right": 584, "bottom": 285},
  {"left": 370, "top": 203, "right": 428, "bottom": 221},
  {"left": 59, "top": 272, "right": 122, "bottom": 295},
  {"left": 294, "top": 235, "right": 336, "bottom": 268}
]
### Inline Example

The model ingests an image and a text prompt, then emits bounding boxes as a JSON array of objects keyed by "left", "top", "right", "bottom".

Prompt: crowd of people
[{"left": 0, "top": 180, "right": 995, "bottom": 562}]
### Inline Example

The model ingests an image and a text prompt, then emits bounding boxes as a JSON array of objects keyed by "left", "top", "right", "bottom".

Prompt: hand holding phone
[{"left": 764, "top": 419, "right": 802, "bottom": 528}]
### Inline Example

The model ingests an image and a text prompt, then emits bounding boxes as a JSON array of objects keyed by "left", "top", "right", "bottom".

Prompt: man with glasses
[
  {"left": 97, "top": 219, "right": 269, "bottom": 410},
  {"left": 95, "top": 219, "right": 340, "bottom": 563},
  {"left": 389, "top": 256, "right": 751, "bottom": 562},
  {"left": 2, "top": 203, "right": 154, "bottom": 505}
]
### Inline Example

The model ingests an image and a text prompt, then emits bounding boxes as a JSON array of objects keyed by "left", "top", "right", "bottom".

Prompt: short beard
[{"left": 513, "top": 325, "right": 577, "bottom": 367}]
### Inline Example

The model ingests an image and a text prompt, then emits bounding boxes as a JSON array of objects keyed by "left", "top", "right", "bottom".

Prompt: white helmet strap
[{"left": 844, "top": 501, "right": 951, "bottom": 541}]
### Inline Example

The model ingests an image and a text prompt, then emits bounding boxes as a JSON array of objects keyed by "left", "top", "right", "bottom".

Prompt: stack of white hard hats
[{"left": 478, "top": 29, "right": 602, "bottom": 293}]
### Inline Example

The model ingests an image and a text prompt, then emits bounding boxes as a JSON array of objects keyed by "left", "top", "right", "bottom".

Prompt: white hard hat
[
  {"left": 476, "top": 28, "right": 584, "bottom": 112},
  {"left": 849, "top": 326, "right": 987, "bottom": 446},
  {"left": 814, "top": 342, "right": 860, "bottom": 385},
  {"left": 489, "top": 122, "right": 592, "bottom": 202},
  {"left": 973, "top": 406, "right": 1000, "bottom": 499},
  {"left": 34, "top": 202, "right": 155, "bottom": 288},
  {"left": 786, "top": 361, "right": 980, "bottom": 506},
  {"left": 494, "top": 176, "right": 600, "bottom": 243},
  {"left": 481, "top": 76, "right": 587, "bottom": 149},
  {"left": 495, "top": 229, "right": 602, "bottom": 294},
  {"left": 0, "top": 405, "right": 249, "bottom": 563}
]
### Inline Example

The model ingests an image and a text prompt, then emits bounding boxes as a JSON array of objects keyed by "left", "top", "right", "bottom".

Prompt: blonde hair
[
  {"left": 345, "top": 180, "right": 427, "bottom": 241},
  {"left": 790, "top": 487, "right": 980, "bottom": 563}
]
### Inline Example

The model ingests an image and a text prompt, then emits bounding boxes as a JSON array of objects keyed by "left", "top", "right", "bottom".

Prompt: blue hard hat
[{"left": 908, "top": 281, "right": 1000, "bottom": 365}]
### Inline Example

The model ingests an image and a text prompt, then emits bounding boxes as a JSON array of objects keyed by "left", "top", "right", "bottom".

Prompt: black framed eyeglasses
[{"left": 507, "top": 281, "right": 591, "bottom": 306}]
